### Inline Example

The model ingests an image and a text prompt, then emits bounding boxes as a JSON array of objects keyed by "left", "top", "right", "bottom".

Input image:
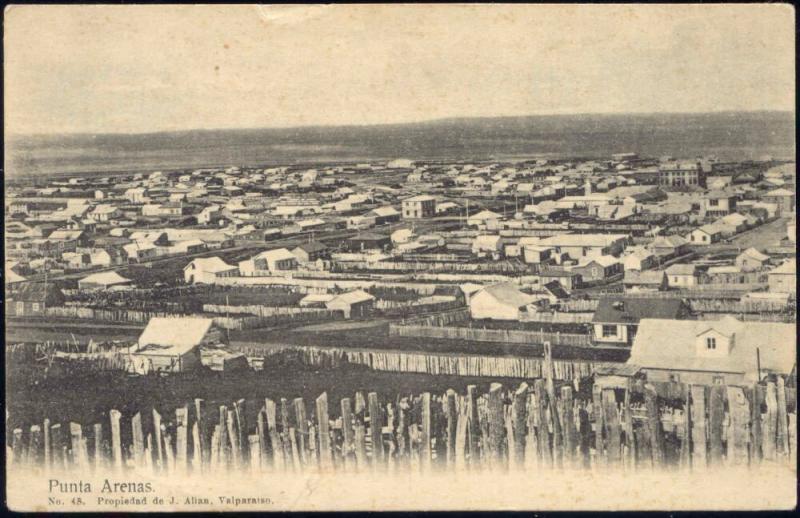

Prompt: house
[
  {"left": 89, "top": 249, "right": 116, "bottom": 267},
  {"left": 292, "top": 242, "right": 329, "bottom": 263},
  {"left": 184, "top": 257, "right": 238, "bottom": 284},
  {"left": 767, "top": 259, "right": 796, "bottom": 294},
  {"left": 345, "top": 232, "right": 391, "bottom": 252},
  {"left": 592, "top": 296, "right": 689, "bottom": 346},
  {"left": 665, "top": 263, "right": 698, "bottom": 288},
  {"left": 539, "top": 233, "right": 628, "bottom": 260},
  {"left": 239, "top": 248, "right": 298, "bottom": 274},
  {"left": 762, "top": 188, "right": 796, "bottom": 215},
  {"left": 402, "top": 195, "right": 436, "bottom": 219},
  {"left": 299, "top": 293, "right": 336, "bottom": 308},
  {"left": 700, "top": 190, "right": 737, "bottom": 218},
  {"left": 687, "top": 224, "right": 724, "bottom": 245},
  {"left": 467, "top": 210, "right": 502, "bottom": 228},
  {"left": 90, "top": 204, "right": 120, "bottom": 223},
  {"left": 735, "top": 248, "right": 770, "bottom": 272},
  {"left": 522, "top": 245, "right": 553, "bottom": 265},
  {"left": 657, "top": 161, "right": 706, "bottom": 188},
  {"left": 623, "top": 270, "right": 667, "bottom": 293},
  {"left": 648, "top": 235, "right": 690, "bottom": 258},
  {"left": 8, "top": 283, "right": 66, "bottom": 316},
  {"left": 122, "top": 242, "right": 158, "bottom": 262},
  {"left": 325, "top": 290, "right": 375, "bottom": 319},
  {"left": 347, "top": 215, "right": 377, "bottom": 230},
  {"left": 717, "top": 213, "right": 750, "bottom": 235},
  {"left": 48, "top": 229, "right": 89, "bottom": 249},
  {"left": 369, "top": 206, "right": 401, "bottom": 225},
  {"left": 78, "top": 271, "right": 133, "bottom": 290},
  {"left": 628, "top": 316, "right": 796, "bottom": 384},
  {"left": 133, "top": 317, "right": 223, "bottom": 373},
  {"left": 469, "top": 283, "right": 539, "bottom": 320},
  {"left": 471, "top": 235, "right": 506, "bottom": 258},
  {"left": 125, "top": 187, "right": 148, "bottom": 203},
  {"left": 539, "top": 269, "right": 582, "bottom": 291},
  {"left": 572, "top": 255, "right": 622, "bottom": 283},
  {"left": 623, "top": 248, "right": 657, "bottom": 271}
]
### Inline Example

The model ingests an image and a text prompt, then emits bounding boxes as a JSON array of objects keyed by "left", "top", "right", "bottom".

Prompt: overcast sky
[{"left": 5, "top": 4, "right": 795, "bottom": 135}]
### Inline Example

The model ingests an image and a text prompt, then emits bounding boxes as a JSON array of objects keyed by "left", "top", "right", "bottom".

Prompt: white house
[
  {"left": 629, "top": 316, "right": 796, "bottom": 384},
  {"left": 184, "top": 257, "right": 238, "bottom": 284},
  {"left": 132, "top": 317, "right": 222, "bottom": 373},
  {"left": 238, "top": 248, "right": 298, "bottom": 275},
  {"left": 469, "top": 283, "right": 538, "bottom": 320}
]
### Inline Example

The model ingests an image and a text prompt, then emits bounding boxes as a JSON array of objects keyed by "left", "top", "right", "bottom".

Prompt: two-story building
[{"left": 402, "top": 195, "right": 436, "bottom": 219}]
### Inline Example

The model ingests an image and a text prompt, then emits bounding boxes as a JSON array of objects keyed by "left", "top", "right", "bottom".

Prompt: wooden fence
[
  {"left": 520, "top": 312, "right": 594, "bottom": 324},
  {"left": 238, "top": 344, "right": 604, "bottom": 380},
  {"left": 388, "top": 324, "right": 593, "bottom": 347},
  {"left": 8, "top": 377, "right": 795, "bottom": 476},
  {"left": 203, "top": 304, "right": 333, "bottom": 318},
  {"left": 690, "top": 299, "right": 794, "bottom": 314},
  {"left": 41, "top": 306, "right": 342, "bottom": 331}
]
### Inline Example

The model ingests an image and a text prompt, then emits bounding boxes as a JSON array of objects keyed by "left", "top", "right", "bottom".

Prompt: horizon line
[{"left": 8, "top": 108, "right": 795, "bottom": 140}]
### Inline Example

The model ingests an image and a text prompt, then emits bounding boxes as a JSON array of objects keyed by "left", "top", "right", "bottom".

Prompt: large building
[
  {"left": 629, "top": 316, "right": 795, "bottom": 385},
  {"left": 401, "top": 195, "right": 436, "bottom": 219},
  {"left": 657, "top": 161, "right": 706, "bottom": 188}
]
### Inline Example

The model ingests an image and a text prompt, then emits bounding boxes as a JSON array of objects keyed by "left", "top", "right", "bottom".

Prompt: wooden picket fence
[
  {"left": 8, "top": 377, "right": 796, "bottom": 476},
  {"left": 389, "top": 324, "right": 593, "bottom": 347}
]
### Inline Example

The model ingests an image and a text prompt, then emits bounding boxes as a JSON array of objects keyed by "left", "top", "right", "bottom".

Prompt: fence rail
[
  {"left": 389, "top": 323, "right": 592, "bottom": 347},
  {"left": 8, "top": 376, "right": 795, "bottom": 478}
]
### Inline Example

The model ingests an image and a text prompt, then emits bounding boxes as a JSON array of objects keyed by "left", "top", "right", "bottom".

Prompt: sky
[{"left": 4, "top": 4, "right": 796, "bottom": 135}]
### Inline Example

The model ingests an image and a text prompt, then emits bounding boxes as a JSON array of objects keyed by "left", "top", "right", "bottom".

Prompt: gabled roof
[
  {"left": 665, "top": 263, "right": 696, "bottom": 275},
  {"left": 328, "top": 290, "right": 375, "bottom": 305},
  {"left": 629, "top": 318, "right": 795, "bottom": 377},
  {"left": 403, "top": 195, "right": 436, "bottom": 202},
  {"left": 650, "top": 234, "right": 688, "bottom": 248},
  {"left": 475, "top": 283, "right": 537, "bottom": 308},
  {"left": 294, "top": 241, "right": 328, "bottom": 253},
  {"left": 592, "top": 296, "right": 687, "bottom": 324},
  {"left": 137, "top": 317, "right": 215, "bottom": 353},
  {"left": 738, "top": 247, "right": 769, "bottom": 262},
  {"left": 578, "top": 255, "right": 619, "bottom": 268},
  {"left": 469, "top": 209, "right": 502, "bottom": 220},
  {"left": 370, "top": 206, "right": 400, "bottom": 217},
  {"left": 186, "top": 257, "right": 237, "bottom": 273},
  {"left": 542, "top": 280, "right": 570, "bottom": 299},
  {"left": 254, "top": 248, "right": 296, "bottom": 262},
  {"left": 79, "top": 271, "right": 132, "bottom": 286}
]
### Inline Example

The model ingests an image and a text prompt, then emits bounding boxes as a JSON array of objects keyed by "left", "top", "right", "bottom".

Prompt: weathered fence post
[
  {"left": 109, "top": 411, "right": 123, "bottom": 471},
  {"left": 341, "top": 398, "right": 355, "bottom": 470},
  {"left": 368, "top": 392, "right": 384, "bottom": 467},
  {"left": 131, "top": 413, "right": 144, "bottom": 468},
  {"left": 690, "top": 385, "right": 707, "bottom": 468},
  {"left": 708, "top": 384, "right": 726, "bottom": 466},
  {"left": 317, "top": 392, "right": 332, "bottom": 469}
]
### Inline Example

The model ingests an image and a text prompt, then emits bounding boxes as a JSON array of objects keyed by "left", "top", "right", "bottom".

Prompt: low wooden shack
[{"left": 132, "top": 317, "right": 222, "bottom": 373}]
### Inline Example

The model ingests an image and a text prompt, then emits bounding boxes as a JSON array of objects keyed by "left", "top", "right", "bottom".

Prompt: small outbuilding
[
  {"left": 133, "top": 317, "right": 223, "bottom": 373},
  {"left": 78, "top": 271, "right": 133, "bottom": 291}
]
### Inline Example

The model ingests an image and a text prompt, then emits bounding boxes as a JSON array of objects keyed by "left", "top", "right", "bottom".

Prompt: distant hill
[{"left": 6, "top": 111, "right": 795, "bottom": 177}]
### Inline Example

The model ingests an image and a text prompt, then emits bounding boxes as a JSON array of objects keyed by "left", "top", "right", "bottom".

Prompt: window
[
  {"left": 602, "top": 325, "right": 617, "bottom": 338},
  {"left": 712, "top": 376, "right": 725, "bottom": 385},
  {"left": 709, "top": 199, "right": 719, "bottom": 207},
  {"left": 669, "top": 373, "right": 680, "bottom": 383},
  {"left": 31, "top": 302, "right": 40, "bottom": 312},
  {"left": 706, "top": 337, "right": 716, "bottom": 350}
]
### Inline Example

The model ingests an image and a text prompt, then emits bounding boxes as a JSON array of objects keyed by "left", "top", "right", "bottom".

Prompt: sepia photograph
[{"left": 4, "top": 3, "right": 797, "bottom": 511}]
